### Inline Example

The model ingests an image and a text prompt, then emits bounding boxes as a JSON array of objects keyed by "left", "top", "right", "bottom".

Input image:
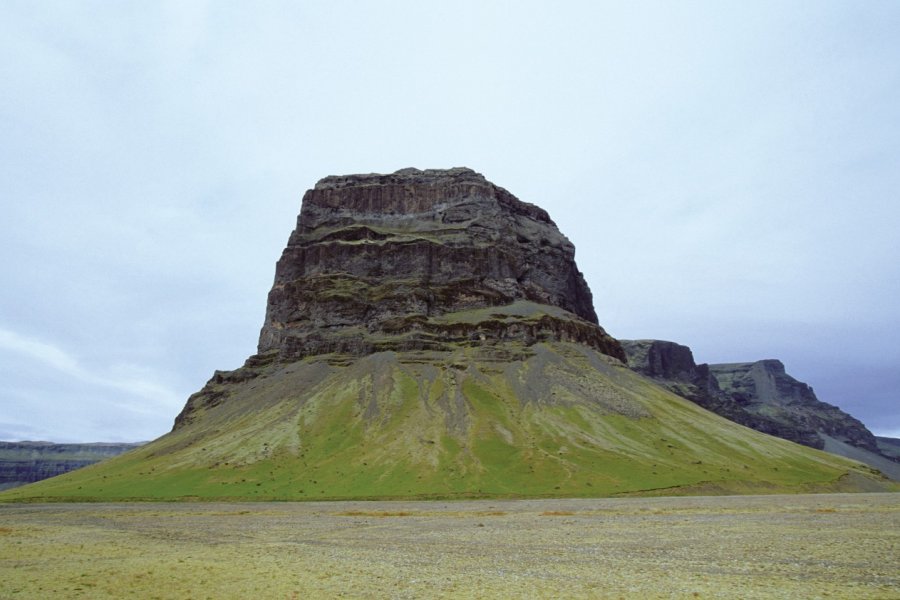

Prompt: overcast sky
[{"left": 2, "top": 1, "right": 898, "bottom": 442}]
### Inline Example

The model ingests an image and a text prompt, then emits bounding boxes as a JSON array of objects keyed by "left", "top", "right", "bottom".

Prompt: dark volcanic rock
[
  {"left": 175, "top": 168, "right": 623, "bottom": 430},
  {"left": 0, "top": 441, "right": 142, "bottom": 490},
  {"left": 619, "top": 339, "right": 722, "bottom": 397},
  {"left": 620, "top": 339, "right": 704, "bottom": 382},
  {"left": 259, "top": 167, "right": 618, "bottom": 360},
  {"left": 709, "top": 360, "right": 882, "bottom": 454},
  {"left": 621, "top": 339, "right": 891, "bottom": 469}
]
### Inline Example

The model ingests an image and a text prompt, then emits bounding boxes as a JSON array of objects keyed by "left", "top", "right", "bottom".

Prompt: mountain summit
[
  {"left": 3, "top": 169, "right": 891, "bottom": 501},
  {"left": 257, "top": 167, "right": 617, "bottom": 360},
  {"left": 175, "top": 167, "right": 622, "bottom": 430}
]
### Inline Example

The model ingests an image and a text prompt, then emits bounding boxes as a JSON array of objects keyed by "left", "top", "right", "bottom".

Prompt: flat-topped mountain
[
  {"left": 255, "top": 167, "right": 616, "bottom": 361},
  {"left": 174, "top": 167, "right": 622, "bottom": 430},
  {"left": 0, "top": 441, "right": 142, "bottom": 491},
  {"left": 3, "top": 169, "right": 892, "bottom": 501}
]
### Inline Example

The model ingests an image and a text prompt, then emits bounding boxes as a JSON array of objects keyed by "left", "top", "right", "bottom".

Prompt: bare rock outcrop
[
  {"left": 257, "top": 167, "right": 619, "bottom": 361},
  {"left": 175, "top": 168, "right": 623, "bottom": 430},
  {"left": 708, "top": 360, "right": 881, "bottom": 454}
]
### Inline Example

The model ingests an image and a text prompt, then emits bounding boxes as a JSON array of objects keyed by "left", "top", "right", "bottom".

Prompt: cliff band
[{"left": 256, "top": 167, "right": 619, "bottom": 362}]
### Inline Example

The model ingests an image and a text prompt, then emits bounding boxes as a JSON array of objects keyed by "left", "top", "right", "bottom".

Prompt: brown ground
[{"left": 1, "top": 493, "right": 897, "bottom": 599}]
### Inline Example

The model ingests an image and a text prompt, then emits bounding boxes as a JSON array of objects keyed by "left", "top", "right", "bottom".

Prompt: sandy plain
[{"left": 1, "top": 493, "right": 897, "bottom": 599}]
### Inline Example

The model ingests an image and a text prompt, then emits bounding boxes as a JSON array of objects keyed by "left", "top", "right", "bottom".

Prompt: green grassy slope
[{"left": 3, "top": 342, "right": 892, "bottom": 501}]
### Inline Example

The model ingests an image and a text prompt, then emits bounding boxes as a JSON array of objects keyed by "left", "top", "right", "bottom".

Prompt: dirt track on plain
[{"left": 1, "top": 493, "right": 897, "bottom": 598}]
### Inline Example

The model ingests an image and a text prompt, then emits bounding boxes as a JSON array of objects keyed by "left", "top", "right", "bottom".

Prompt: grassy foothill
[{"left": 2, "top": 342, "right": 892, "bottom": 503}]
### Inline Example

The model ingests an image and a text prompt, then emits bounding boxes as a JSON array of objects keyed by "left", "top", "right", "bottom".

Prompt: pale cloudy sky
[{"left": 1, "top": 1, "right": 898, "bottom": 442}]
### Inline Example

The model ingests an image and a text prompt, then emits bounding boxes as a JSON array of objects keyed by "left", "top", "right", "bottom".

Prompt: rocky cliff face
[
  {"left": 619, "top": 340, "right": 818, "bottom": 445},
  {"left": 0, "top": 441, "right": 141, "bottom": 490},
  {"left": 257, "top": 167, "right": 615, "bottom": 360},
  {"left": 176, "top": 168, "right": 623, "bottom": 429},
  {"left": 708, "top": 360, "right": 881, "bottom": 453},
  {"left": 620, "top": 339, "right": 893, "bottom": 475}
]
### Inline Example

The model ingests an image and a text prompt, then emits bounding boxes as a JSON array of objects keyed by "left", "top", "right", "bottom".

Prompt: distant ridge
[
  {"left": 0, "top": 441, "right": 143, "bottom": 491},
  {"left": 620, "top": 339, "right": 899, "bottom": 480}
]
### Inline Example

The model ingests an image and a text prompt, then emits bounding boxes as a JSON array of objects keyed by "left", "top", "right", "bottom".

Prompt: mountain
[
  {"left": 2, "top": 168, "right": 892, "bottom": 501},
  {"left": 620, "top": 339, "right": 899, "bottom": 480},
  {"left": 0, "top": 441, "right": 142, "bottom": 491}
]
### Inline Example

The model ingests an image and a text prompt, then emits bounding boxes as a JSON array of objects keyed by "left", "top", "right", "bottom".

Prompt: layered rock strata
[
  {"left": 0, "top": 441, "right": 141, "bottom": 490},
  {"left": 175, "top": 168, "right": 623, "bottom": 430},
  {"left": 259, "top": 167, "right": 620, "bottom": 361}
]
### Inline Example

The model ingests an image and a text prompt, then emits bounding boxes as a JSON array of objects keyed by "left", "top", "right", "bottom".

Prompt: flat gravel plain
[{"left": 1, "top": 493, "right": 897, "bottom": 599}]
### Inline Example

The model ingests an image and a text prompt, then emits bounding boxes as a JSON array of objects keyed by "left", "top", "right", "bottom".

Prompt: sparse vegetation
[{"left": 0, "top": 494, "right": 896, "bottom": 598}]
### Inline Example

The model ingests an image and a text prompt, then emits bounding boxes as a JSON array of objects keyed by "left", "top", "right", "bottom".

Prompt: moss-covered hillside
[{"left": 3, "top": 342, "right": 892, "bottom": 502}]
